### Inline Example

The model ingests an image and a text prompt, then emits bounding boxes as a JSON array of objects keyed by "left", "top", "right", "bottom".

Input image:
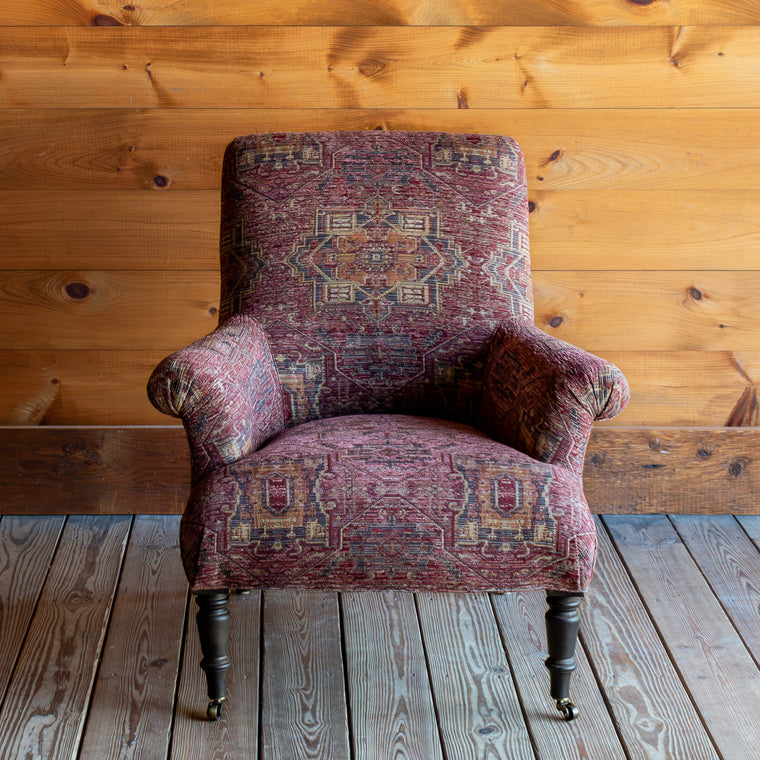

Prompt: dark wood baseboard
[{"left": 1, "top": 425, "right": 758, "bottom": 515}]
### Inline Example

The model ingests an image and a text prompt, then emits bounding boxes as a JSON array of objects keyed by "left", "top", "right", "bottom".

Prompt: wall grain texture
[{"left": 1, "top": 2, "right": 759, "bottom": 433}]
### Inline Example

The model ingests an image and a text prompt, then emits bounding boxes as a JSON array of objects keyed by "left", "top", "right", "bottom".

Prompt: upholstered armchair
[{"left": 148, "top": 131, "right": 629, "bottom": 722}]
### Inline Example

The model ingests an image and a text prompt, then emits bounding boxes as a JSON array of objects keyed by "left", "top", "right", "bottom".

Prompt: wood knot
[
  {"left": 696, "top": 448, "right": 712, "bottom": 459},
  {"left": 153, "top": 175, "right": 169, "bottom": 188},
  {"left": 728, "top": 457, "right": 749, "bottom": 478},
  {"left": 528, "top": 201, "right": 536, "bottom": 213},
  {"left": 689, "top": 287, "right": 703, "bottom": 300},
  {"left": 64, "top": 281, "right": 92, "bottom": 300},
  {"left": 589, "top": 452, "right": 605, "bottom": 467},
  {"left": 358, "top": 58, "right": 387, "bottom": 78},
  {"left": 92, "top": 14, "right": 124, "bottom": 26},
  {"left": 541, "top": 149, "right": 563, "bottom": 167},
  {"left": 549, "top": 315, "right": 563, "bottom": 328}
]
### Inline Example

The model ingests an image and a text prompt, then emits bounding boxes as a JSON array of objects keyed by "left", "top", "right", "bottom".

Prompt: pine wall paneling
[{"left": 2, "top": 2, "right": 760, "bottom": 512}]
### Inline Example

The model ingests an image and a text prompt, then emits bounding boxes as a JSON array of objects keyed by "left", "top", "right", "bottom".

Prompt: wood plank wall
[{"left": 1, "top": 1, "right": 760, "bottom": 513}]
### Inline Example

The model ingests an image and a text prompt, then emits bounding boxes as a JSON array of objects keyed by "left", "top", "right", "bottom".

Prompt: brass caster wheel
[
  {"left": 556, "top": 698, "right": 579, "bottom": 722},
  {"left": 207, "top": 699, "right": 225, "bottom": 721}
]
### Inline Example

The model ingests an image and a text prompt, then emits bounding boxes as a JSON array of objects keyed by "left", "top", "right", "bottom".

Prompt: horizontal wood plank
[
  {"left": 598, "top": 349, "right": 760, "bottom": 428},
  {"left": 3, "top": 0, "right": 760, "bottom": 26},
  {"left": 586, "top": 427, "right": 760, "bottom": 513},
  {"left": 531, "top": 270, "right": 760, "bottom": 352},
  {"left": 0, "top": 426, "right": 189, "bottom": 514},
  {"left": 2, "top": 425, "right": 760, "bottom": 515},
  {"left": 2, "top": 109, "right": 759, "bottom": 191},
  {"left": 3, "top": 269, "right": 760, "bottom": 352},
  {"left": 3, "top": 26, "right": 760, "bottom": 110},
  {"left": 4, "top": 189, "right": 760, "bottom": 272},
  {"left": 0, "top": 270, "right": 219, "bottom": 351},
  {"left": 0, "top": 190, "right": 219, "bottom": 270},
  {"left": 0, "top": 350, "right": 176, "bottom": 426},
  {"left": 529, "top": 190, "right": 760, "bottom": 271},
  {"left": 2, "top": 348, "right": 760, "bottom": 428}
]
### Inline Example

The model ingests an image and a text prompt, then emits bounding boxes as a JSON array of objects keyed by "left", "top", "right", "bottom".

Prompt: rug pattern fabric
[
  {"left": 147, "top": 130, "right": 630, "bottom": 596},
  {"left": 218, "top": 131, "right": 532, "bottom": 426},
  {"left": 180, "top": 415, "right": 596, "bottom": 593}
]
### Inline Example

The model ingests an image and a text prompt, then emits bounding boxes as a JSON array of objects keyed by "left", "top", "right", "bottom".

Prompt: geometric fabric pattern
[
  {"left": 480, "top": 320, "right": 630, "bottom": 477},
  {"left": 148, "top": 131, "right": 630, "bottom": 597},
  {"left": 147, "top": 313, "right": 285, "bottom": 484},
  {"left": 179, "top": 415, "right": 597, "bottom": 593},
  {"left": 218, "top": 131, "right": 533, "bottom": 426}
]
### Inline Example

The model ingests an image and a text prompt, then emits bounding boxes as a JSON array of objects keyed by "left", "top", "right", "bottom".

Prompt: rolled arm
[
  {"left": 479, "top": 320, "right": 630, "bottom": 475},
  {"left": 147, "top": 314, "right": 285, "bottom": 483}
]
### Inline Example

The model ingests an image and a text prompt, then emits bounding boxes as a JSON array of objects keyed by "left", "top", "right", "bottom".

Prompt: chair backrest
[{"left": 219, "top": 130, "right": 532, "bottom": 426}]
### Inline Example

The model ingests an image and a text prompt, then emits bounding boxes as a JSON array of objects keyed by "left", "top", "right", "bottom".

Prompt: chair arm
[
  {"left": 147, "top": 314, "right": 285, "bottom": 483},
  {"left": 479, "top": 320, "right": 630, "bottom": 475}
]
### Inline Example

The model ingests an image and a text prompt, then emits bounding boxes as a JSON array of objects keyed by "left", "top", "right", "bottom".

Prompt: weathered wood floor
[{"left": 1, "top": 514, "right": 760, "bottom": 760}]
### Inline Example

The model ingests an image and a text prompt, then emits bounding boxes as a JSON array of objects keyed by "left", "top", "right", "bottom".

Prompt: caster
[
  {"left": 207, "top": 699, "right": 225, "bottom": 721},
  {"left": 556, "top": 698, "right": 579, "bottom": 722}
]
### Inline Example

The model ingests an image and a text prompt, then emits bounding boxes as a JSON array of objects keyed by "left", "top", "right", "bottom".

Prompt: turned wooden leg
[
  {"left": 195, "top": 590, "right": 231, "bottom": 721},
  {"left": 545, "top": 591, "right": 583, "bottom": 721}
]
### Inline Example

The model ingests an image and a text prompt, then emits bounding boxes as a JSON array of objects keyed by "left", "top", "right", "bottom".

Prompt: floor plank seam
[
  {"left": 257, "top": 590, "right": 266, "bottom": 760},
  {"left": 336, "top": 592, "right": 356, "bottom": 760},
  {"left": 413, "top": 592, "right": 451, "bottom": 760},
  {"left": 165, "top": 585, "right": 191, "bottom": 760},
  {"left": 736, "top": 516, "right": 760, "bottom": 548},
  {"left": 487, "top": 592, "right": 540, "bottom": 760},
  {"left": 575, "top": 627, "right": 634, "bottom": 760}
]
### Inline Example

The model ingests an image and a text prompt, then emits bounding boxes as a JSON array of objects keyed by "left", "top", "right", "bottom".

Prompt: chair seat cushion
[{"left": 180, "top": 414, "right": 596, "bottom": 593}]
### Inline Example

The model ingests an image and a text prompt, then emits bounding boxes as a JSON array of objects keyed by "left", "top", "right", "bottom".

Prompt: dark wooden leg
[
  {"left": 195, "top": 590, "right": 231, "bottom": 721},
  {"left": 545, "top": 591, "right": 583, "bottom": 721}
]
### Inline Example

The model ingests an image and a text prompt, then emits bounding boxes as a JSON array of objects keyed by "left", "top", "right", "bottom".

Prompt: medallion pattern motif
[
  {"left": 288, "top": 197, "right": 466, "bottom": 318},
  {"left": 219, "top": 131, "right": 534, "bottom": 425}
]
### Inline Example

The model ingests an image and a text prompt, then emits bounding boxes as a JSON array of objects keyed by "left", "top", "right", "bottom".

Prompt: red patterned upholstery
[{"left": 148, "top": 131, "right": 629, "bottom": 595}]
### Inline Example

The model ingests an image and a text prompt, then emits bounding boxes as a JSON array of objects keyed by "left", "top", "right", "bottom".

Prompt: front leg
[
  {"left": 195, "top": 590, "right": 231, "bottom": 720},
  {"left": 545, "top": 591, "right": 583, "bottom": 721}
]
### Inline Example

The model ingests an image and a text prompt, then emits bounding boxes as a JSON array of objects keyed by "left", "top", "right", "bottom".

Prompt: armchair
[{"left": 148, "top": 131, "right": 629, "bottom": 722}]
